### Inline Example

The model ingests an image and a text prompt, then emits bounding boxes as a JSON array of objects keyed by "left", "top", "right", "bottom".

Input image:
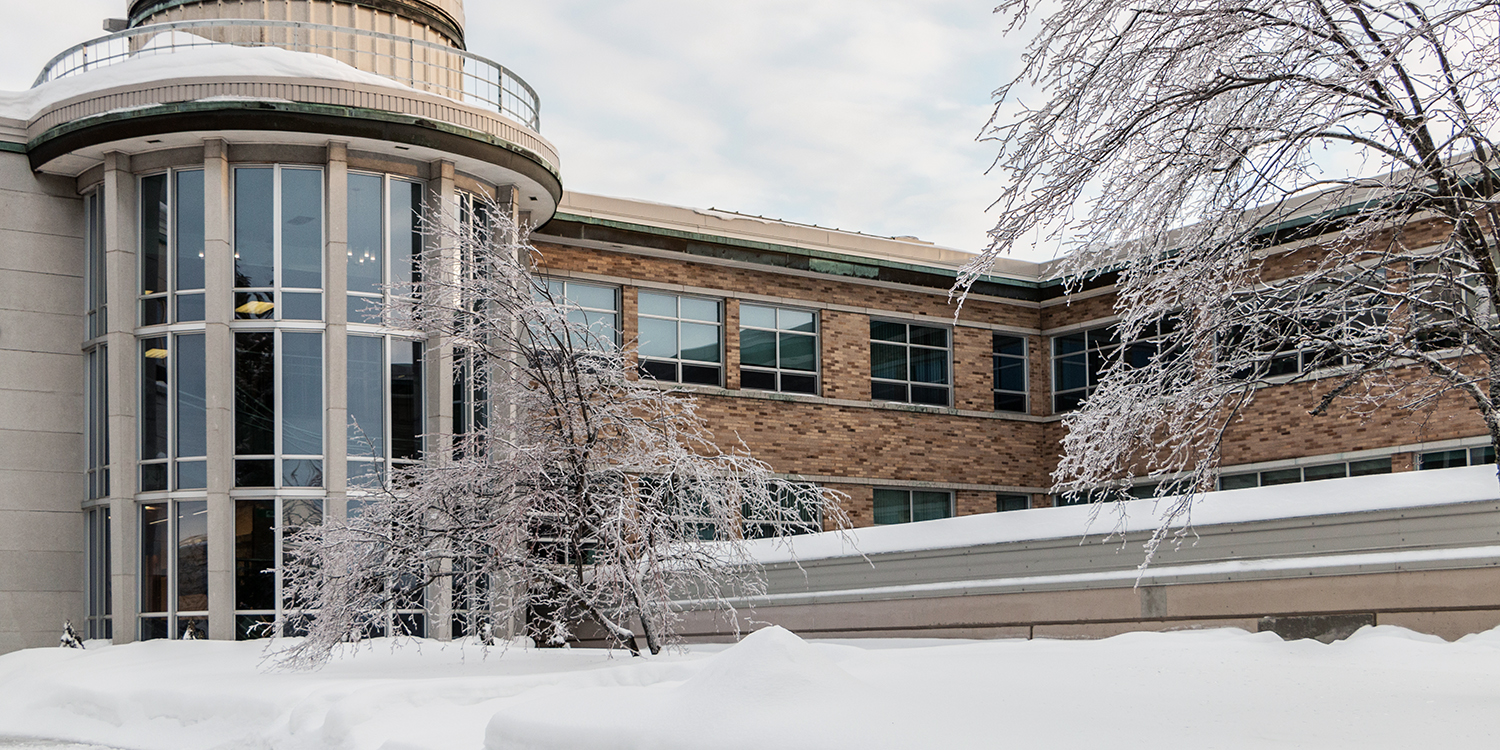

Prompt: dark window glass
[
  {"left": 910, "top": 347, "right": 947, "bottom": 384},
  {"left": 235, "top": 291, "right": 275, "bottom": 319},
  {"left": 1349, "top": 458, "right": 1392, "bottom": 476},
  {"left": 1303, "top": 463, "right": 1347, "bottom": 482},
  {"left": 740, "top": 369, "right": 776, "bottom": 390},
  {"left": 1420, "top": 449, "right": 1468, "bottom": 470},
  {"left": 282, "top": 169, "right": 323, "bottom": 289},
  {"left": 176, "top": 334, "right": 206, "bottom": 459},
  {"left": 640, "top": 360, "right": 676, "bottom": 382},
  {"left": 1260, "top": 467, "right": 1302, "bottom": 486},
  {"left": 870, "top": 343, "right": 907, "bottom": 381},
  {"left": 176, "top": 170, "right": 204, "bottom": 291},
  {"left": 142, "top": 297, "right": 167, "bottom": 326},
  {"left": 870, "top": 321, "right": 906, "bottom": 342},
  {"left": 1219, "top": 473, "right": 1259, "bottom": 490},
  {"left": 234, "top": 168, "right": 275, "bottom": 288},
  {"left": 871, "top": 381, "right": 906, "bottom": 401},
  {"left": 283, "top": 459, "right": 323, "bottom": 488},
  {"left": 348, "top": 336, "right": 385, "bottom": 457},
  {"left": 781, "top": 374, "right": 817, "bottom": 394},
  {"left": 911, "top": 491, "right": 952, "bottom": 521},
  {"left": 235, "top": 500, "right": 276, "bottom": 611},
  {"left": 997, "top": 494, "right": 1030, "bottom": 512},
  {"left": 282, "top": 332, "right": 323, "bottom": 456},
  {"left": 741, "top": 329, "right": 777, "bottom": 368},
  {"left": 235, "top": 459, "right": 275, "bottom": 488},
  {"left": 140, "top": 174, "right": 168, "bottom": 296},
  {"left": 873, "top": 489, "right": 910, "bottom": 525},
  {"left": 1471, "top": 447, "right": 1496, "bottom": 465},
  {"left": 234, "top": 332, "right": 275, "bottom": 456},
  {"left": 140, "top": 338, "right": 169, "bottom": 461},
  {"left": 140, "top": 504, "right": 169, "bottom": 614},
  {"left": 392, "top": 340, "right": 423, "bottom": 460},
  {"left": 141, "top": 463, "right": 167, "bottom": 492}
]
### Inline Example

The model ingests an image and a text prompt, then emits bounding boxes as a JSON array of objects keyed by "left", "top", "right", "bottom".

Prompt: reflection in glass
[
  {"left": 141, "top": 338, "right": 168, "bottom": 461},
  {"left": 392, "top": 341, "right": 423, "bottom": 461},
  {"left": 234, "top": 168, "right": 274, "bottom": 287},
  {"left": 391, "top": 179, "right": 421, "bottom": 288},
  {"left": 282, "top": 332, "right": 323, "bottom": 456},
  {"left": 140, "top": 503, "right": 169, "bottom": 613},
  {"left": 176, "top": 293, "right": 204, "bottom": 322},
  {"left": 348, "top": 173, "right": 383, "bottom": 296},
  {"left": 780, "top": 333, "right": 816, "bottom": 371},
  {"left": 177, "top": 500, "right": 208, "bottom": 612},
  {"left": 680, "top": 322, "right": 720, "bottom": 363},
  {"left": 176, "top": 170, "right": 204, "bottom": 290},
  {"left": 873, "top": 489, "right": 909, "bottom": 525},
  {"left": 347, "top": 336, "right": 384, "bottom": 457},
  {"left": 235, "top": 500, "right": 275, "bottom": 611},
  {"left": 282, "top": 292, "right": 321, "bottom": 321},
  {"left": 638, "top": 318, "right": 676, "bottom": 358},
  {"left": 283, "top": 459, "right": 324, "bottom": 488},
  {"left": 176, "top": 333, "right": 206, "bottom": 459},
  {"left": 235, "top": 332, "right": 275, "bottom": 456},
  {"left": 282, "top": 169, "right": 323, "bottom": 289},
  {"left": 177, "top": 460, "right": 206, "bottom": 490},
  {"left": 740, "top": 329, "right": 776, "bottom": 367}
]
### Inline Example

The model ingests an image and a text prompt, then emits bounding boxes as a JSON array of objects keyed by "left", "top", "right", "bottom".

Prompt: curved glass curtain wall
[{"left": 133, "top": 164, "right": 428, "bottom": 640}]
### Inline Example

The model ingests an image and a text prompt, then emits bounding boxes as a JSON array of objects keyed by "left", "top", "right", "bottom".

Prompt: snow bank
[
  {"left": 1, "top": 624, "right": 1498, "bottom": 750},
  {"left": 0, "top": 32, "right": 419, "bottom": 122},
  {"left": 748, "top": 464, "right": 1500, "bottom": 563}
]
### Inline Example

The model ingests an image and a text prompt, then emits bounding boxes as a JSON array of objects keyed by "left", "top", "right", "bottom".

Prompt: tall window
[
  {"left": 139, "top": 499, "right": 208, "bottom": 640},
  {"left": 233, "top": 331, "right": 324, "bottom": 488},
  {"left": 139, "top": 170, "right": 205, "bottom": 324},
  {"left": 234, "top": 496, "right": 323, "bottom": 639},
  {"left": 870, "top": 320, "right": 950, "bottom": 406},
  {"left": 348, "top": 173, "right": 422, "bottom": 325},
  {"left": 873, "top": 488, "right": 953, "bottom": 524},
  {"left": 85, "top": 191, "right": 106, "bottom": 338},
  {"left": 739, "top": 304, "right": 818, "bottom": 394},
  {"left": 139, "top": 333, "right": 206, "bottom": 491},
  {"left": 993, "top": 334, "right": 1027, "bottom": 413},
  {"left": 85, "top": 346, "right": 109, "bottom": 500},
  {"left": 86, "top": 507, "right": 111, "bottom": 639},
  {"left": 638, "top": 292, "right": 722, "bottom": 385},
  {"left": 347, "top": 336, "right": 424, "bottom": 487},
  {"left": 233, "top": 167, "right": 323, "bottom": 322}
]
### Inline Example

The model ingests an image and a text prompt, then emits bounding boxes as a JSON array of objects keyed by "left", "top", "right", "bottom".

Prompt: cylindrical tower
[{"left": 0, "top": 0, "right": 557, "bottom": 651}]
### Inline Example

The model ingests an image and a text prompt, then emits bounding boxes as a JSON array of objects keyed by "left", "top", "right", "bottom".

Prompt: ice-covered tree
[
  {"left": 59, "top": 620, "right": 84, "bottom": 650},
  {"left": 965, "top": 0, "right": 1500, "bottom": 557},
  {"left": 278, "top": 200, "right": 846, "bottom": 668}
]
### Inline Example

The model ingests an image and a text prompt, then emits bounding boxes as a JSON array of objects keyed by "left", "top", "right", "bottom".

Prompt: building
[{"left": 1, "top": 1, "right": 1495, "bottom": 654}]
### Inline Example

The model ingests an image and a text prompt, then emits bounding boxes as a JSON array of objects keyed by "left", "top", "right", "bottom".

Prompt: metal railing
[{"left": 33, "top": 19, "right": 541, "bottom": 131}]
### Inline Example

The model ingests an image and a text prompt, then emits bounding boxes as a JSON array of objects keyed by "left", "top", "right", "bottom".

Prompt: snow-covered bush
[{"left": 277, "top": 200, "right": 846, "bottom": 667}]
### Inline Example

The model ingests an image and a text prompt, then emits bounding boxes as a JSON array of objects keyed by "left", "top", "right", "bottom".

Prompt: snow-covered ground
[{"left": 0, "top": 625, "right": 1496, "bottom": 750}]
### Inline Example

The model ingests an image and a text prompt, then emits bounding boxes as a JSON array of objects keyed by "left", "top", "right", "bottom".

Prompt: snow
[
  {"left": 0, "top": 31, "right": 418, "bottom": 122},
  {"left": 747, "top": 464, "right": 1500, "bottom": 564},
  {"left": 1, "top": 625, "right": 1498, "bottom": 749}
]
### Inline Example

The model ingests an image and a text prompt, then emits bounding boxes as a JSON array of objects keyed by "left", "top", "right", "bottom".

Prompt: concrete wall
[{"left": 0, "top": 149, "right": 86, "bottom": 654}]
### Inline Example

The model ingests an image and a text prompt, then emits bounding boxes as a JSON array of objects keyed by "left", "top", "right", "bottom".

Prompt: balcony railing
[{"left": 33, "top": 19, "right": 541, "bottom": 132}]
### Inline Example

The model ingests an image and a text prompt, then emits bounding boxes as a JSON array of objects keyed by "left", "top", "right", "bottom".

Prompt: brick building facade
[{"left": 532, "top": 193, "right": 1492, "bottom": 527}]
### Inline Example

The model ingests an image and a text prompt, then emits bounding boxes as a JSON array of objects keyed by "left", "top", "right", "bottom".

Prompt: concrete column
[
  {"left": 325, "top": 143, "right": 349, "bottom": 522},
  {"left": 103, "top": 152, "right": 138, "bottom": 643},
  {"left": 427, "top": 159, "right": 456, "bottom": 641},
  {"left": 202, "top": 140, "right": 236, "bottom": 640}
]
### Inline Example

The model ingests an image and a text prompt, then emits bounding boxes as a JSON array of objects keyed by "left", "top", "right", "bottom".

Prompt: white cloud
[{"left": 0, "top": 1, "right": 1050, "bottom": 260}]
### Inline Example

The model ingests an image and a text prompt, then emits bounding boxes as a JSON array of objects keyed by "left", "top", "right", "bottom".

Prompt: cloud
[{"left": 0, "top": 1, "right": 1047, "bottom": 259}]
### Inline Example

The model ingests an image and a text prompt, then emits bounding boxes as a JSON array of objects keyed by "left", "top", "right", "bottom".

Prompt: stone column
[
  {"left": 325, "top": 143, "right": 349, "bottom": 522},
  {"left": 202, "top": 140, "right": 236, "bottom": 640},
  {"left": 103, "top": 152, "right": 138, "bottom": 643},
  {"left": 426, "top": 159, "right": 456, "bottom": 641}
]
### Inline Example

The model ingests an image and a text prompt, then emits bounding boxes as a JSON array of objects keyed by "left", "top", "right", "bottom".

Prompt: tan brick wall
[
  {"left": 953, "top": 326, "right": 992, "bottom": 411},
  {"left": 820, "top": 309, "right": 869, "bottom": 401}
]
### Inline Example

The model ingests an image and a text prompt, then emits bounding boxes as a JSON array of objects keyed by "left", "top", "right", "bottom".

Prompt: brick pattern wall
[{"left": 819, "top": 309, "right": 869, "bottom": 401}]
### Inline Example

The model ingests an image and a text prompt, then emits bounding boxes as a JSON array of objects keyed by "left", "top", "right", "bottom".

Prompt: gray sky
[{"left": 2, "top": 1, "right": 1042, "bottom": 259}]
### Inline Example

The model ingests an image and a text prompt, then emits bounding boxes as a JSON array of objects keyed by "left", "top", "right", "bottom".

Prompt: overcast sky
[{"left": 1, "top": 1, "right": 1044, "bottom": 259}]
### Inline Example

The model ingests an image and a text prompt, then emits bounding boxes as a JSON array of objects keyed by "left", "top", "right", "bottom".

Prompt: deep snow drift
[{"left": 0, "top": 625, "right": 1497, "bottom": 750}]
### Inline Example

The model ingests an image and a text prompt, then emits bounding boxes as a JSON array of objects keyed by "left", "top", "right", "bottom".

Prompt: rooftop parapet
[{"left": 34, "top": 18, "right": 537, "bottom": 131}]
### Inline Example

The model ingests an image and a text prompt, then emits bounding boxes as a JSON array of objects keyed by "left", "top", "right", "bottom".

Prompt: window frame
[
  {"left": 636, "top": 291, "right": 725, "bottom": 387},
  {"left": 869, "top": 319, "right": 952, "bottom": 407},
  {"left": 738, "top": 303, "right": 820, "bottom": 395},
  {"left": 992, "top": 332, "right": 1028, "bottom": 413},
  {"left": 872, "top": 487, "right": 954, "bottom": 525},
  {"left": 346, "top": 171, "right": 422, "bottom": 328}
]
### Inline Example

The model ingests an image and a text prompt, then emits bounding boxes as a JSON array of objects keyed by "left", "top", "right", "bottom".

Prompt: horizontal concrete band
[{"left": 28, "top": 76, "right": 559, "bottom": 178}]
